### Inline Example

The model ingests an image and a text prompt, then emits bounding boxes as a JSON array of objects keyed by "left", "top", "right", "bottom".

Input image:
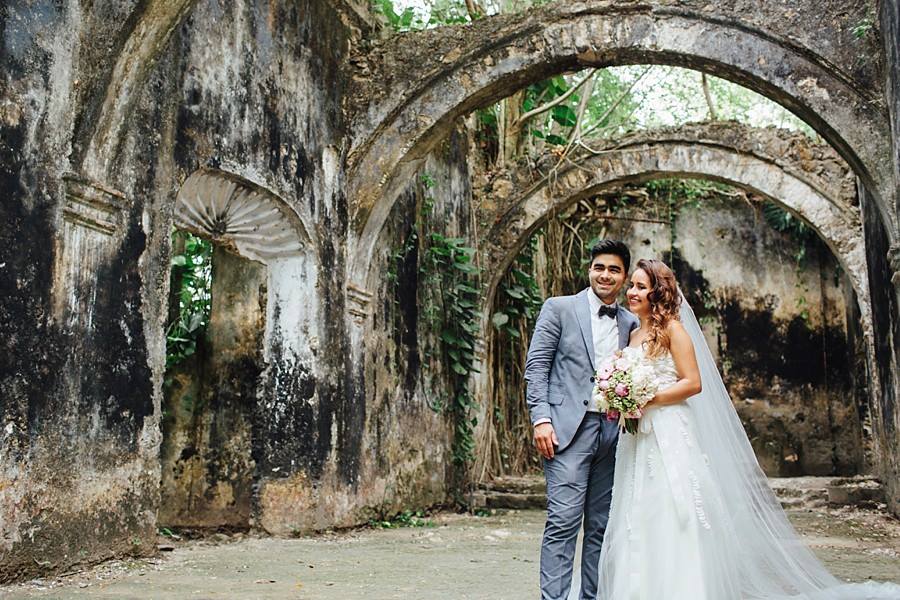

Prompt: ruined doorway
[
  {"left": 159, "top": 234, "right": 266, "bottom": 529},
  {"left": 157, "top": 169, "right": 312, "bottom": 529}
]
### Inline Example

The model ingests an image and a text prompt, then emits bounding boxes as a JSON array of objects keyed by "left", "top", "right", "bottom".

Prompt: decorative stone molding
[
  {"left": 52, "top": 175, "right": 130, "bottom": 327},
  {"left": 346, "top": 284, "right": 372, "bottom": 323},
  {"left": 61, "top": 175, "right": 128, "bottom": 236},
  {"left": 174, "top": 169, "right": 310, "bottom": 264}
]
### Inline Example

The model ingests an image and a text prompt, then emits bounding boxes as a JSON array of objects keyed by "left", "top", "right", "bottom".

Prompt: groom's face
[{"left": 588, "top": 253, "right": 627, "bottom": 304}]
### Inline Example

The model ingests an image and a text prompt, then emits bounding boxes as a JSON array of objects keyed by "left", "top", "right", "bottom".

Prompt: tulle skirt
[
  {"left": 598, "top": 403, "right": 741, "bottom": 599},
  {"left": 596, "top": 403, "right": 900, "bottom": 600}
]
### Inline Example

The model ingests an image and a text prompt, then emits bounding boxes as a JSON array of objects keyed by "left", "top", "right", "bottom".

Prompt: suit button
[
  {"left": 583, "top": 400, "right": 589, "bottom": 406},
  {"left": 590, "top": 376, "right": 595, "bottom": 382}
]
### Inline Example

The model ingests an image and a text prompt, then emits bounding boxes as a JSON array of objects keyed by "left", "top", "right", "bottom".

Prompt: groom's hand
[{"left": 533, "top": 423, "right": 558, "bottom": 459}]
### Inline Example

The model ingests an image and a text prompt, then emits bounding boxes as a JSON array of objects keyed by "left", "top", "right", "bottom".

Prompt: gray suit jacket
[{"left": 524, "top": 288, "right": 640, "bottom": 452}]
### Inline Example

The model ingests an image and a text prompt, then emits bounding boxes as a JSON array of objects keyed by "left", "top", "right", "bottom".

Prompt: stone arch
[
  {"left": 174, "top": 168, "right": 313, "bottom": 263},
  {"left": 81, "top": 0, "right": 197, "bottom": 181},
  {"left": 346, "top": 1, "right": 895, "bottom": 290},
  {"left": 472, "top": 122, "right": 874, "bottom": 366}
]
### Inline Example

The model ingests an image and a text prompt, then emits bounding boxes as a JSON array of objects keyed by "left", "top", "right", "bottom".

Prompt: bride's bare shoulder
[
  {"left": 666, "top": 319, "right": 693, "bottom": 347},
  {"left": 666, "top": 319, "right": 686, "bottom": 333}
]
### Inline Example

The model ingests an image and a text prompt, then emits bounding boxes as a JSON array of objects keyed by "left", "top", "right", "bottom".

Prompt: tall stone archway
[
  {"left": 475, "top": 123, "right": 870, "bottom": 344},
  {"left": 467, "top": 122, "right": 877, "bottom": 478},
  {"left": 345, "top": 1, "right": 896, "bottom": 293}
]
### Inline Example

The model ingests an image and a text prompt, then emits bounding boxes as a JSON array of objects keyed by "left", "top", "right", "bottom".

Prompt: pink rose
[
  {"left": 615, "top": 383, "right": 629, "bottom": 397},
  {"left": 606, "top": 409, "right": 619, "bottom": 421},
  {"left": 598, "top": 379, "right": 610, "bottom": 391},
  {"left": 598, "top": 364, "right": 614, "bottom": 379}
]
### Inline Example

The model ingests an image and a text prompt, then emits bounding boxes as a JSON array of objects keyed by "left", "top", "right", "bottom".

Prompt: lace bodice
[{"left": 621, "top": 345, "right": 679, "bottom": 391}]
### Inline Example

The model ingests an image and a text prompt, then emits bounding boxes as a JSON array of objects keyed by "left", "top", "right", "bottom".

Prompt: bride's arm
[{"left": 646, "top": 321, "right": 702, "bottom": 406}]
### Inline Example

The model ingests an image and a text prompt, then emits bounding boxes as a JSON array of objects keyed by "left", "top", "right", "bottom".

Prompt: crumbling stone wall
[
  {"left": 345, "top": 0, "right": 896, "bottom": 285},
  {"left": 874, "top": 0, "right": 900, "bottom": 514},
  {"left": 2, "top": 0, "right": 899, "bottom": 584},
  {"left": 1, "top": 0, "right": 478, "bottom": 580}
]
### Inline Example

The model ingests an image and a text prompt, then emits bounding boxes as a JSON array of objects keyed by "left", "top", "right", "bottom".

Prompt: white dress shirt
[
  {"left": 586, "top": 291, "right": 620, "bottom": 412},
  {"left": 534, "top": 291, "right": 620, "bottom": 425}
]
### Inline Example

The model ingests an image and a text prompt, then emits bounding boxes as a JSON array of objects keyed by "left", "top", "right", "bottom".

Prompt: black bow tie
[{"left": 598, "top": 304, "right": 618, "bottom": 319}]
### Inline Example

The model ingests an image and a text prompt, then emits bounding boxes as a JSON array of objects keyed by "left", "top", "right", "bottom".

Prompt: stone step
[
  {"left": 478, "top": 476, "right": 546, "bottom": 495},
  {"left": 768, "top": 477, "right": 830, "bottom": 510},
  {"left": 473, "top": 475, "right": 884, "bottom": 511},
  {"left": 471, "top": 491, "right": 546, "bottom": 510},
  {"left": 825, "top": 476, "right": 885, "bottom": 507}
]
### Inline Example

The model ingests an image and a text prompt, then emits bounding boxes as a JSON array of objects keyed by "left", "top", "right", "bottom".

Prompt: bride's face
[{"left": 626, "top": 269, "right": 652, "bottom": 316}]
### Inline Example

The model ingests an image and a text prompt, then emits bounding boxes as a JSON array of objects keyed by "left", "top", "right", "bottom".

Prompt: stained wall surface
[
  {"left": 1, "top": 0, "right": 899, "bottom": 583},
  {"left": 0, "top": 0, "right": 462, "bottom": 581}
]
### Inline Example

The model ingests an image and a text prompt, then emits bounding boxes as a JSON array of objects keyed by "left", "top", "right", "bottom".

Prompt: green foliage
[
  {"left": 852, "top": 17, "right": 874, "bottom": 39},
  {"left": 369, "top": 509, "right": 436, "bottom": 528},
  {"left": 492, "top": 240, "right": 542, "bottom": 339},
  {"left": 612, "top": 66, "right": 817, "bottom": 137},
  {"left": 372, "top": 0, "right": 419, "bottom": 30},
  {"left": 762, "top": 203, "right": 815, "bottom": 261},
  {"left": 762, "top": 203, "right": 816, "bottom": 321},
  {"left": 165, "top": 231, "right": 212, "bottom": 370},
  {"left": 372, "top": 0, "right": 470, "bottom": 31},
  {"left": 385, "top": 173, "right": 482, "bottom": 468},
  {"left": 422, "top": 232, "right": 482, "bottom": 465},
  {"left": 517, "top": 71, "right": 640, "bottom": 148}
]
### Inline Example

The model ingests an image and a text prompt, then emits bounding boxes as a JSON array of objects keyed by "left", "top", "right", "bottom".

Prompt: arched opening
[
  {"left": 347, "top": 0, "right": 900, "bottom": 523},
  {"left": 463, "top": 116, "right": 874, "bottom": 483},
  {"left": 347, "top": 5, "right": 897, "bottom": 292},
  {"left": 478, "top": 177, "right": 868, "bottom": 480},
  {"left": 159, "top": 169, "right": 312, "bottom": 529}
]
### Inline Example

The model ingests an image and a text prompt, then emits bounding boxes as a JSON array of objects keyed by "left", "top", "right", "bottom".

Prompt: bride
[{"left": 594, "top": 258, "right": 899, "bottom": 600}]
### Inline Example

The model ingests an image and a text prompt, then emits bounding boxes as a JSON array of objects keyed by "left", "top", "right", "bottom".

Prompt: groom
[{"left": 524, "top": 240, "right": 638, "bottom": 600}]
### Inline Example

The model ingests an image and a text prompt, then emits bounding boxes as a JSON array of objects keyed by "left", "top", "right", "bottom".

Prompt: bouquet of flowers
[{"left": 593, "top": 349, "right": 659, "bottom": 434}]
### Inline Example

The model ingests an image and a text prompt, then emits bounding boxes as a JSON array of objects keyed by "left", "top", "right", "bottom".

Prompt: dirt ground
[{"left": 1, "top": 505, "right": 898, "bottom": 600}]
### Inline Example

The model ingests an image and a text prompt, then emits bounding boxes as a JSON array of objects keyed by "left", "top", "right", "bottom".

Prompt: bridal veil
[{"left": 678, "top": 294, "right": 899, "bottom": 599}]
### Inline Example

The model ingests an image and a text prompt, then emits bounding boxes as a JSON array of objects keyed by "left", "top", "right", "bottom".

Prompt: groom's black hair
[{"left": 590, "top": 240, "right": 631, "bottom": 272}]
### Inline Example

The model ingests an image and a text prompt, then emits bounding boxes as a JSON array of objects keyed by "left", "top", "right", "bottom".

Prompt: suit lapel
[
  {"left": 574, "top": 289, "right": 596, "bottom": 370},
  {"left": 616, "top": 311, "right": 632, "bottom": 349}
]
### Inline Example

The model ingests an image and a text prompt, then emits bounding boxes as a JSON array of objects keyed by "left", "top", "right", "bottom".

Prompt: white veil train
[{"left": 677, "top": 293, "right": 900, "bottom": 599}]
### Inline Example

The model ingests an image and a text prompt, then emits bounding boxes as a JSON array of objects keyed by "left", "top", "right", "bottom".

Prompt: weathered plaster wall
[
  {"left": 872, "top": 0, "right": 900, "bottom": 513},
  {"left": 2, "top": 1, "right": 164, "bottom": 582},
  {"left": 359, "top": 123, "right": 475, "bottom": 517},
  {"left": 0, "top": 0, "right": 372, "bottom": 581},
  {"left": 1, "top": 0, "right": 475, "bottom": 580},
  {"left": 861, "top": 183, "right": 900, "bottom": 512},
  {"left": 882, "top": 0, "right": 900, "bottom": 218},
  {"left": 670, "top": 200, "right": 866, "bottom": 476}
]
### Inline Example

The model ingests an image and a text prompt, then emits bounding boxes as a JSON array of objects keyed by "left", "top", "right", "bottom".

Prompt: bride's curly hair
[{"left": 636, "top": 258, "right": 682, "bottom": 358}]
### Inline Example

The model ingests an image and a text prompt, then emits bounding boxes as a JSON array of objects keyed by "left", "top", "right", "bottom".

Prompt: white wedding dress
[
  {"left": 591, "top": 299, "right": 900, "bottom": 600},
  {"left": 597, "top": 345, "right": 740, "bottom": 599}
]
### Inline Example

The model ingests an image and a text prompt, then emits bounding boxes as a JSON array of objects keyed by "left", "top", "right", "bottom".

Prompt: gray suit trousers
[{"left": 540, "top": 413, "right": 618, "bottom": 600}]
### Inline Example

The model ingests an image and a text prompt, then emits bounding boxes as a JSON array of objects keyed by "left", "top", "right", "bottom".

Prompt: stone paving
[{"left": 1, "top": 502, "right": 898, "bottom": 600}]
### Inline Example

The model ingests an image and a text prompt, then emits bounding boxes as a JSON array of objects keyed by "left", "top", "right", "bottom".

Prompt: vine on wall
[
  {"left": 484, "top": 238, "right": 544, "bottom": 475},
  {"left": 388, "top": 175, "right": 483, "bottom": 481}
]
